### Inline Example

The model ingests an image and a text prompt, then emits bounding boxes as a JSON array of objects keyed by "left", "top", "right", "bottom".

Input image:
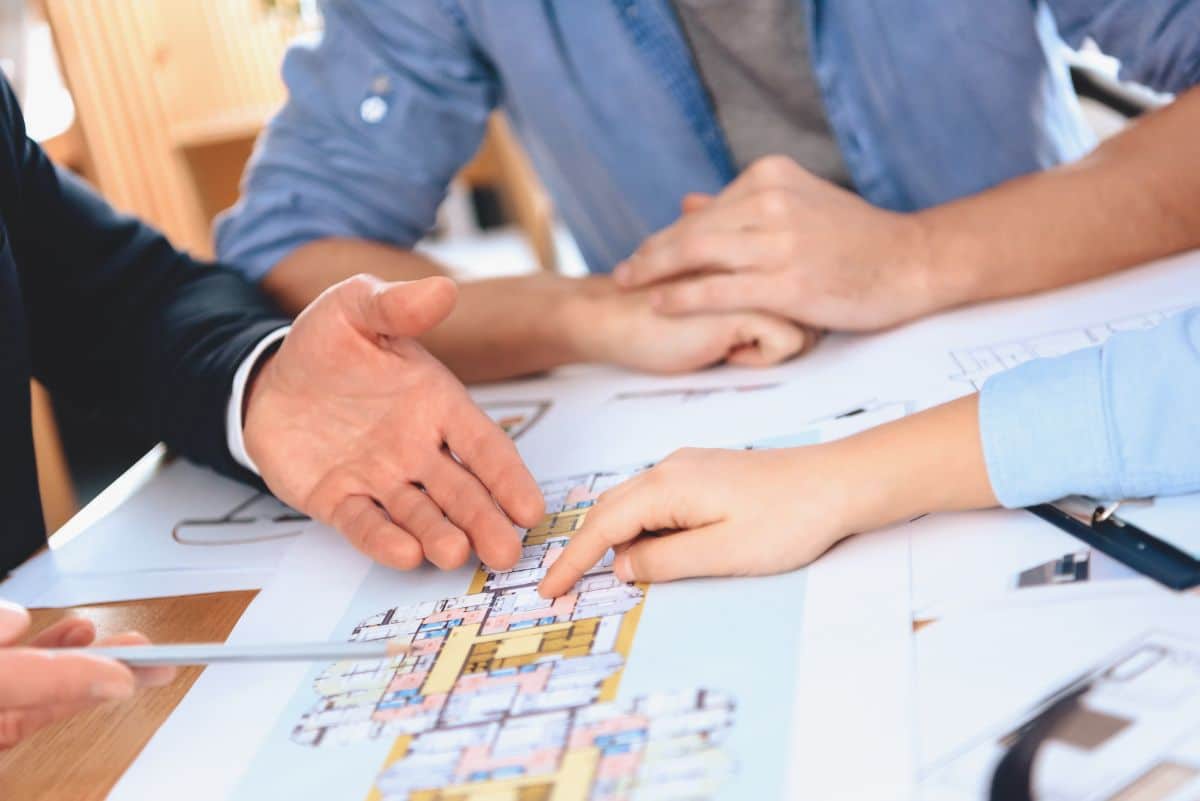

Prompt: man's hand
[
  {"left": 613, "top": 156, "right": 934, "bottom": 331},
  {"left": 243, "top": 275, "right": 545, "bottom": 572},
  {"left": 0, "top": 601, "right": 175, "bottom": 750},
  {"left": 566, "top": 276, "right": 816, "bottom": 372}
]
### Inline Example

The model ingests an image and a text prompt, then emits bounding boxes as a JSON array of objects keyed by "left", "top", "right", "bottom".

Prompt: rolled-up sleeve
[
  {"left": 215, "top": 0, "right": 498, "bottom": 282},
  {"left": 980, "top": 307, "right": 1200, "bottom": 507},
  {"left": 1046, "top": 0, "right": 1200, "bottom": 94}
]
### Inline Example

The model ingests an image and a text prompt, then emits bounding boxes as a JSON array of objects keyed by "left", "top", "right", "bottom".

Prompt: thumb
[
  {"left": 0, "top": 600, "right": 31, "bottom": 646},
  {"left": 725, "top": 316, "right": 812, "bottom": 367},
  {"left": 354, "top": 275, "right": 459, "bottom": 339}
]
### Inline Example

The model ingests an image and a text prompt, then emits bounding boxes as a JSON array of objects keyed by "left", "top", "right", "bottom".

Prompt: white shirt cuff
[{"left": 225, "top": 327, "right": 291, "bottom": 474}]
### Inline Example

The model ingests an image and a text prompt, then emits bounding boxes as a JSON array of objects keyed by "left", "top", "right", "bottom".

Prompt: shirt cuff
[
  {"left": 978, "top": 345, "right": 1120, "bottom": 508},
  {"left": 225, "top": 326, "right": 291, "bottom": 475}
]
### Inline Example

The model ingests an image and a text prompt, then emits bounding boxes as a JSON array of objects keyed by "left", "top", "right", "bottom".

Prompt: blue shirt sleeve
[
  {"left": 980, "top": 307, "right": 1200, "bottom": 507},
  {"left": 214, "top": 0, "right": 498, "bottom": 282},
  {"left": 1045, "top": 0, "right": 1200, "bottom": 94}
]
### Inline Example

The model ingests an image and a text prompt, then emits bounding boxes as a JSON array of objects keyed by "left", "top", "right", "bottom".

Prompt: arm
[
  {"left": 4, "top": 85, "right": 288, "bottom": 483},
  {"left": 262, "top": 237, "right": 814, "bottom": 383},
  {"left": 614, "top": 87, "right": 1200, "bottom": 331},
  {"left": 223, "top": 3, "right": 811, "bottom": 381},
  {"left": 1, "top": 77, "right": 544, "bottom": 573},
  {"left": 540, "top": 308, "right": 1200, "bottom": 591}
]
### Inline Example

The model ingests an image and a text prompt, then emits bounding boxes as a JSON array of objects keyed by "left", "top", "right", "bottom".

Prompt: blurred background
[{"left": 0, "top": 0, "right": 1161, "bottom": 533}]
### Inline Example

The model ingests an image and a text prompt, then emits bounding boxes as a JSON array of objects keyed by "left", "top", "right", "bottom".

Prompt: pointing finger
[{"left": 538, "top": 458, "right": 721, "bottom": 597}]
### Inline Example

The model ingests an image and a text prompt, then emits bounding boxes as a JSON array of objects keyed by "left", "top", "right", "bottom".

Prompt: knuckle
[
  {"left": 750, "top": 154, "right": 796, "bottom": 182},
  {"left": 755, "top": 189, "right": 791, "bottom": 218}
]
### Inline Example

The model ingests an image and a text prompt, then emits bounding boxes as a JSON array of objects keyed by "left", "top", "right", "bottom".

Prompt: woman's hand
[
  {"left": 539, "top": 395, "right": 996, "bottom": 595},
  {"left": 0, "top": 601, "right": 176, "bottom": 750},
  {"left": 539, "top": 446, "right": 857, "bottom": 594}
]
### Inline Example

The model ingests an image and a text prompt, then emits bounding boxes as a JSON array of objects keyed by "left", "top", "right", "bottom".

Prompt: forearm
[
  {"left": 917, "top": 87, "right": 1200, "bottom": 311},
  {"left": 262, "top": 238, "right": 591, "bottom": 382},
  {"left": 829, "top": 395, "right": 998, "bottom": 533}
]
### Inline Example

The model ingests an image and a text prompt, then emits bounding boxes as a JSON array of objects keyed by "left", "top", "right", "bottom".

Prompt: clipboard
[{"left": 1028, "top": 497, "right": 1200, "bottom": 591}]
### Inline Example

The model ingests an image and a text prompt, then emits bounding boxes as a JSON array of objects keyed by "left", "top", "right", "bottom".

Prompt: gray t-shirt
[{"left": 671, "top": 0, "right": 853, "bottom": 187}]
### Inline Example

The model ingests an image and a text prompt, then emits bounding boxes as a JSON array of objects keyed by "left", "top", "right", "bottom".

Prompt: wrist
[
  {"left": 558, "top": 276, "right": 623, "bottom": 363},
  {"left": 829, "top": 396, "right": 997, "bottom": 534},
  {"left": 241, "top": 351, "right": 279, "bottom": 469},
  {"left": 908, "top": 206, "right": 983, "bottom": 315}
]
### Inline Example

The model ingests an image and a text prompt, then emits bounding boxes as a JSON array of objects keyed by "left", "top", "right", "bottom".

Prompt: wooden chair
[{"left": 44, "top": 0, "right": 559, "bottom": 269}]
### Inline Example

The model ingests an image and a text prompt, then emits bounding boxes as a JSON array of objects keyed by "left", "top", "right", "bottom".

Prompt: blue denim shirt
[{"left": 217, "top": 0, "right": 1200, "bottom": 506}]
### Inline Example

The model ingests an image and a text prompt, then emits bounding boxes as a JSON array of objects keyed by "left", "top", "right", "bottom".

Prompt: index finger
[
  {"left": 444, "top": 402, "right": 545, "bottom": 528},
  {"left": 538, "top": 466, "right": 710, "bottom": 597}
]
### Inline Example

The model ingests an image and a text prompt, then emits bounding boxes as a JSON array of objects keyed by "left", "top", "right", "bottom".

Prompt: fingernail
[
  {"left": 613, "top": 264, "right": 630, "bottom": 285},
  {"left": 614, "top": 552, "right": 634, "bottom": 583},
  {"left": 91, "top": 680, "right": 135, "bottom": 701}
]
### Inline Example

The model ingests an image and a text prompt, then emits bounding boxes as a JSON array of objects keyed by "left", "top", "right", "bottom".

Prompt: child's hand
[{"left": 538, "top": 445, "right": 857, "bottom": 595}]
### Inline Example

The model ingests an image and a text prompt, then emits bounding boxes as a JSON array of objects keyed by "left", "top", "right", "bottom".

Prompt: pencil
[{"left": 71, "top": 640, "right": 413, "bottom": 667}]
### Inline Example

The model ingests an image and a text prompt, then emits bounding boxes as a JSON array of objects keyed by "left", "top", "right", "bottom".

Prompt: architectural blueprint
[
  {"left": 111, "top": 435, "right": 870, "bottom": 801},
  {"left": 948, "top": 307, "right": 1183, "bottom": 390},
  {"left": 481, "top": 400, "right": 552, "bottom": 441},
  {"left": 223, "top": 466, "right": 766, "bottom": 801}
]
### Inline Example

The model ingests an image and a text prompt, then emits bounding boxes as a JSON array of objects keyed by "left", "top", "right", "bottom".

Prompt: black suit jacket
[{"left": 0, "top": 78, "right": 288, "bottom": 575}]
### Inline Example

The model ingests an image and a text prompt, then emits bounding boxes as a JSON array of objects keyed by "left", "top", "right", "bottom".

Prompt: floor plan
[
  {"left": 949, "top": 308, "right": 1181, "bottom": 389},
  {"left": 287, "top": 468, "right": 735, "bottom": 801}
]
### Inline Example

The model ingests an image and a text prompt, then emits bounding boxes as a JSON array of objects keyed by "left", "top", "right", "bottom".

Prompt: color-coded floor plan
[{"left": 292, "top": 469, "right": 735, "bottom": 800}]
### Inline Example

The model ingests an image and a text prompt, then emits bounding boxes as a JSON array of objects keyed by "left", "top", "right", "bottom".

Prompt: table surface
[
  {"left": 0, "top": 448, "right": 257, "bottom": 801},
  {"left": 0, "top": 591, "right": 256, "bottom": 801}
]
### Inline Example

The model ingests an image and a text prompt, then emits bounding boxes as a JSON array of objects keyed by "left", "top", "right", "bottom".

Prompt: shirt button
[{"left": 360, "top": 95, "right": 388, "bottom": 124}]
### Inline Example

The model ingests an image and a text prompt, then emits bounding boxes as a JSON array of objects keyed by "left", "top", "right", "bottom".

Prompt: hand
[
  {"left": 244, "top": 275, "right": 545, "bottom": 572},
  {"left": 613, "top": 156, "right": 935, "bottom": 331},
  {"left": 0, "top": 600, "right": 175, "bottom": 750},
  {"left": 538, "top": 447, "right": 853, "bottom": 595},
  {"left": 538, "top": 396, "right": 996, "bottom": 594},
  {"left": 568, "top": 276, "right": 817, "bottom": 373}
]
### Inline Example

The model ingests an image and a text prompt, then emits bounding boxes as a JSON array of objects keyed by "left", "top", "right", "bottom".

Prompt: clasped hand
[{"left": 613, "top": 156, "right": 935, "bottom": 331}]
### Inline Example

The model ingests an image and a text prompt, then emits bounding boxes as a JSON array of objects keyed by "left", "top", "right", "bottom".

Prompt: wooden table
[{"left": 0, "top": 449, "right": 257, "bottom": 801}]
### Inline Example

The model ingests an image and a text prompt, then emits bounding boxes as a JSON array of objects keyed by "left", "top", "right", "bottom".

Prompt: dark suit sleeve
[{"left": 0, "top": 80, "right": 290, "bottom": 483}]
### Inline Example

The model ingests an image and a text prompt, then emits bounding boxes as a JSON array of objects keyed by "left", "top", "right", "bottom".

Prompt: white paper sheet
[
  {"left": 907, "top": 509, "right": 1169, "bottom": 623},
  {"left": 110, "top": 422, "right": 916, "bottom": 801},
  {"left": 914, "top": 600, "right": 1200, "bottom": 799}
]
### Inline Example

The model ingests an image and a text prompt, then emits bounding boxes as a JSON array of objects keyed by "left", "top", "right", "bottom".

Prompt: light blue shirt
[
  {"left": 216, "top": 0, "right": 1200, "bottom": 506},
  {"left": 982, "top": 308, "right": 1200, "bottom": 507}
]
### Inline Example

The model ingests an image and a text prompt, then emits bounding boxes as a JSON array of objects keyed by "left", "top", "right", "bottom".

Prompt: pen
[{"left": 69, "top": 640, "right": 413, "bottom": 667}]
